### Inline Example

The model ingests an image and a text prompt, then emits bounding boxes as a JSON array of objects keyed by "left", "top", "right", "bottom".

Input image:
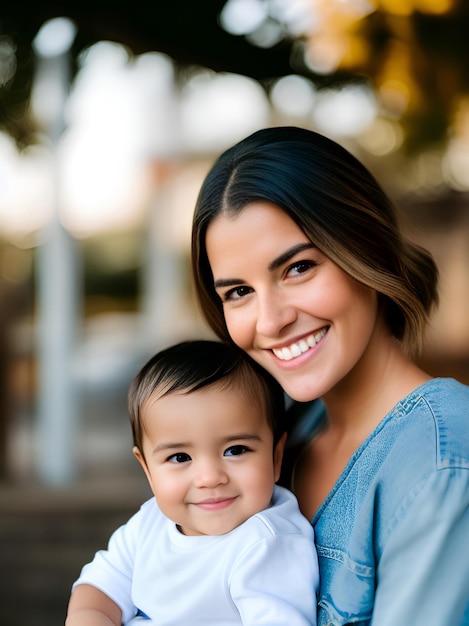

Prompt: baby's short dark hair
[{"left": 128, "top": 340, "right": 286, "bottom": 455}]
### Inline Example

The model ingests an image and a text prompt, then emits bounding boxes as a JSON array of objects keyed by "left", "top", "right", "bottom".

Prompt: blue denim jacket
[{"left": 298, "top": 378, "right": 469, "bottom": 625}]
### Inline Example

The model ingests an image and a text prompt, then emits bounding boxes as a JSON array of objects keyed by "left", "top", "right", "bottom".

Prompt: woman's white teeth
[{"left": 273, "top": 328, "right": 326, "bottom": 361}]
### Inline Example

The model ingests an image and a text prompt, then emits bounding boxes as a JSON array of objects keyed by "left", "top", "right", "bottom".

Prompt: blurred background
[{"left": 1, "top": 0, "right": 469, "bottom": 623}]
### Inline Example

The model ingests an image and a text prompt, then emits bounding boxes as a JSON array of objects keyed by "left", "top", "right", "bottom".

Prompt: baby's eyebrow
[
  {"left": 152, "top": 441, "right": 190, "bottom": 454},
  {"left": 222, "top": 433, "right": 262, "bottom": 444},
  {"left": 151, "top": 434, "right": 262, "bottom": 456}
]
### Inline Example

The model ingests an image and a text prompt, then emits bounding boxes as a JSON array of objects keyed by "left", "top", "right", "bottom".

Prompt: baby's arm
[{"left": 66, "top": 583, "right": 123, "bottom": 626}]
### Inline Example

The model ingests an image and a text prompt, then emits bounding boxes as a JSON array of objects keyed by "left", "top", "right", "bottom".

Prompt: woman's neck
[
  {"left": 292, "top": 331, "right": 431, "bottom": 519},
  {"left": 322, "top": 330, "right": 431, "bottom": 436}
]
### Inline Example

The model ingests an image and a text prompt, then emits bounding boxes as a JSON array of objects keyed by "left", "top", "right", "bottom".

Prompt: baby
[{"left": 66, "top": 340, "right": 319, "bottom": 625}]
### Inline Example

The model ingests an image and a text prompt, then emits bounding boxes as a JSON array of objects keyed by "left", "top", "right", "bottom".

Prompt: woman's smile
[
  {"left": 270, "top": 327, "right": 328, "bottom": 362},
  {"left": 206, "top": 201, "right": 380, "bottom": 403}
]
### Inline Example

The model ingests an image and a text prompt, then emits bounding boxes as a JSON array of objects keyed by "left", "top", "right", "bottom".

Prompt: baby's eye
[
  {"left": 286, "top": 260, "right": 316, "bottom": 276},
  {"left": 221, "top": 285, "right": 253, "bottom": 302},
  {"left": 167, "top": 452, "right": 191, "bottom": 464},
  {"left": 224, "top": 445, "right": 249, "bottom": 457}
]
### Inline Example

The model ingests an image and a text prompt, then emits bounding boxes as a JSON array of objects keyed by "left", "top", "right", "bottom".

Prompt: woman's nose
[{"left": 255, "top": 289, "right": 296, "bottom": 338}]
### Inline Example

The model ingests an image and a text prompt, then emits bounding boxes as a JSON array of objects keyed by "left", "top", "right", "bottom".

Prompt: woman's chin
[{"left": 270, "top": 372, "right": 323, "bottom": 404}]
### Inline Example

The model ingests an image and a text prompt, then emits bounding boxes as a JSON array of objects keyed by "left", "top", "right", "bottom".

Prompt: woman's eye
[
  {"left": 224, "top": 445, "right": 249, "bottom": 457},
  {"left": 167, "top": 452, "right": 191, "bottom": 464},
  {"left": 286, "top": 260, "right": 316, "bottom": 276},
  {"left": 222, "top": 285, "right": 253, "bottom": 302}
]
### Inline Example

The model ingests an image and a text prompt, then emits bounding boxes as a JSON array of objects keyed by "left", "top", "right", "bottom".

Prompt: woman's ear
[{"left": 273, "top": 432, "right": 287, "bottom": 483}]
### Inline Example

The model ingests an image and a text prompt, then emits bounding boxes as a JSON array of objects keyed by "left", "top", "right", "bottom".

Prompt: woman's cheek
[{"left": 224, "top": 308, "right": 251, "bottom": 351}]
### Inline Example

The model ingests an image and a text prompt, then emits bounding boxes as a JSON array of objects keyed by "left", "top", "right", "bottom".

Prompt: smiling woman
[
  {"left": 193, "top": 127, "right": 437, "bottom": 355},
  {"left": 191, "top": 125, "right": 469, "bottom": 625},
  {"left": 205, "top": 200, "right": 380, "bottom": 404}
]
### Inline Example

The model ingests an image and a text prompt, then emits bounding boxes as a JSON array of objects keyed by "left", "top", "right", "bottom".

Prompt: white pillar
[
  {"left": 139, "top": 54, "right": 183, "bottom": 352},
  {"left": 33, "top": 18, "right": 80, "bottom": 485},
  {"left": 141, "top": 163, "right": 182, "bottom": 351}
]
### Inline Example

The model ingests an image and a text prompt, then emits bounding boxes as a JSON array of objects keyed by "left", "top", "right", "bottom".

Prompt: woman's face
[{"left": 205, "top": 201, "right": 381, "bottom": 403}]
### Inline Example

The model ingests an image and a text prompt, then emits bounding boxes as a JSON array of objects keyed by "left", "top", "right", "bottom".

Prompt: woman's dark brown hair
[{"left": 191, "top": 126, "right": 438, "bottom": 355}]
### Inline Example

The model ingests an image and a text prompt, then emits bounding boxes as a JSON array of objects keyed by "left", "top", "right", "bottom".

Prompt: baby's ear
[
  {"left": 133, "top": 447, "right": 157, "bottom": 497},
  {"left": 132, "top": 446, "right": 145, "bottom": 464},
  {"left": 273, "top": 432, "right": 287, "bottom": 482},
  {"left": 133, "top": 446, "right": 149, "bottom": 474},
  {"left": 132, "top": 446, "right": 151, "bottom": 486}
]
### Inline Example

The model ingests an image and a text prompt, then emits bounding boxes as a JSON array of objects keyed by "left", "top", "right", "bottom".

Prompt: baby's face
[{"left": 134, "top": 384, "right": 284, "bottom": 536}]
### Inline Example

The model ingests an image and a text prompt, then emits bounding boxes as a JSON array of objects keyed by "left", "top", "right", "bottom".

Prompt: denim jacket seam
[{"left": 420, "top": 393, "right": 469, "bottom": 469}]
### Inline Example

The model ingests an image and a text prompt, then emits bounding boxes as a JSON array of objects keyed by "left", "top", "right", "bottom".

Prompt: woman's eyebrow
[
  {"left": 212, "top": 242, "right": 316, "bottom": 290},
  {"left": 268, "top": 243, "right": 316, "bottom": 271},
  {"left": 213, "top": 277, "right": 244, "bottom": 289}
]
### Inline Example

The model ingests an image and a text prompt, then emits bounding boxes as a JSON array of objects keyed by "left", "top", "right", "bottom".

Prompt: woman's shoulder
[
  {"left": 365, "top": 377, "right": 469, "bottom": 490},
  {"left": 407, "top": 377, "right": 469, "bottom": 468},
  {"left": 344, "top": 377, "right": 469, "bottom": 499},
  {"left": 413, "top": 376, "right": 469, "bottom": 404},
  {"left": 403, "top": 377, "right": 469, "bottom": 438},
  {"left": 394, "top": 377, "right": 468, "bottom": 428}
]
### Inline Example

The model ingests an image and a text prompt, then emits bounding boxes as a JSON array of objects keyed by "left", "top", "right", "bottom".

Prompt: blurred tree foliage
[
  {"left": 0, "top": 1, "right": 468, "bottom": 153},
  {"left": 349, "top": 4, "right": 469, "bottom": 154}
]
